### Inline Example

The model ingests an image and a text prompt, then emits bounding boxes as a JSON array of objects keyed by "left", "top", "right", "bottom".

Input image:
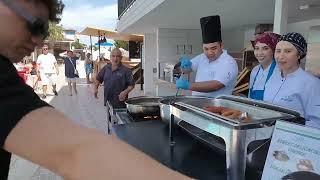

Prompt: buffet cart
[
  {"left": 168, "top": 95, "right": 303, "bottom": 180},
  {"left": 107, "top": 95, "right": 304, "bottom": 179}
]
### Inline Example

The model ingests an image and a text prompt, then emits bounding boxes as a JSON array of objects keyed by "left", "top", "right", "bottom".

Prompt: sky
[{"left": 60, "top": 0, "right": 118, "bottom": 45}]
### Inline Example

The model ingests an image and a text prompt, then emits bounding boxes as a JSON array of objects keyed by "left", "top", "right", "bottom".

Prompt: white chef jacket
[
  {"left": 249, "top": 63, "right": 280, "bottom": 92},
  {"left": 37, "top": 53, "right": 57, "bottom": 74},
  {"left": 191, "top": 50, "right": 238, "bottom": 97},
  {"left": 264, "top": 67, "right": 320, "bottom": 129}
]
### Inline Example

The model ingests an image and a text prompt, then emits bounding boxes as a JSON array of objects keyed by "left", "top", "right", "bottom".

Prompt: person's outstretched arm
[{"left": 4, "top": 107, "right": 189, "bottom": 180}]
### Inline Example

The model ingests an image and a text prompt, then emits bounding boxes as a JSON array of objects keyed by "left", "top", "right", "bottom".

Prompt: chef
[
  {"left": 264, "top": 32, "right": 320, "bottom": 129},
  {"left": 176, "top": 15, "right": 238, "bottom": 97},
  {"left": 249, "top": 32, "right": 281, "bottom": 100}
]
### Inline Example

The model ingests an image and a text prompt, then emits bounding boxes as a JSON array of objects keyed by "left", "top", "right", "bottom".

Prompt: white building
[
  {"left": 43, "top": 28, "right": 79, "bottom": 62},
  {"left": 116, "top": 0, "right": 320, "bottom": 96},
  {"left": 63, "top": 29, "right": 77, "bottom": 41}
]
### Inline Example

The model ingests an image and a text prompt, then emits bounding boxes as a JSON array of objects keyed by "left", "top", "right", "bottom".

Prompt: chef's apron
[{"left": 249, "top": 60, "right": 276, "bottom": 100}]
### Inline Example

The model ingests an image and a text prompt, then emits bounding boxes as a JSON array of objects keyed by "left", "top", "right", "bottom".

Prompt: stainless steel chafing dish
[
  {"left": 168, "top": 95, "right": 303, "bottom": 180},
  {"left": 159, "top": 96, "right": 211, "bottom": 124}
]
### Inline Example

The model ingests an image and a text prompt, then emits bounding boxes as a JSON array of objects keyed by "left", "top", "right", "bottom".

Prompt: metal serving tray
[
  {"left": 168, "top": 95, "right": 301, "bottom": 180},
  {"left": 179, "top": 98, "right": 296, "bottom": 127},
  {"left": 159, "top": 96, "right": 211, "bottom": 124}
]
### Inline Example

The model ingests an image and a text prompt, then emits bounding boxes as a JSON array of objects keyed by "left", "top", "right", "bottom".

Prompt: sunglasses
[{"left": 1, "top": 0, "right": 49, "bottom": 39}]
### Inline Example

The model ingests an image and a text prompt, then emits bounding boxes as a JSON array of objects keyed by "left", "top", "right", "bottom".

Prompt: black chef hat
[{"left": 200, "top": 15, "right": 222, "bottom": 44}]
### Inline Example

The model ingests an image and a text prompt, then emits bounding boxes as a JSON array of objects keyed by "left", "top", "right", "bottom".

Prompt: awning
[{"left": 79, "top": 26, "right": 143, "bottom": 42}]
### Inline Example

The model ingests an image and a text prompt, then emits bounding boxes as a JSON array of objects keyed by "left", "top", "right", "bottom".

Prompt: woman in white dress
[{"left": 264, "top": 32, "right": 320, "bottom": 129}]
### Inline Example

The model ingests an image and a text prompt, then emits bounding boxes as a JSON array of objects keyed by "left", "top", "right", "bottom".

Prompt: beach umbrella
[{"left": 95, "top": 41, "right": 113, "bottom": 47}]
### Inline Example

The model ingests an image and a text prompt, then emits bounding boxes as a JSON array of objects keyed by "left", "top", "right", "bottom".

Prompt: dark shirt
[
  {"left": 64, "top": 57, "right": 78, "bottom": 78},
  {"left": 30, "top": 68, "right": 37, "bottom": 75},
  {"left": 96, "top": 64, "right": 134, "bottom": 108},
  {"left": 0, "top": 55, "right": 50, "bottom": 179}
]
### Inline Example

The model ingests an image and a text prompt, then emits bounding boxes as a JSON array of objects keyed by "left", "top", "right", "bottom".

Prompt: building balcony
[{"left": 118, "top": 0, "right": 136, "bottom": 19}]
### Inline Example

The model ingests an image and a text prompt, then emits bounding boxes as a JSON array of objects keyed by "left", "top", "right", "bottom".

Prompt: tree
[
  {"left": 71, "top": 39, "right": 86, "bottom": 49},
  {"left": 114, "top": 40, "right": 128, "bottom": 50},
  {"left": 47, "top": 22, "right": 64, "bottom": 41}
]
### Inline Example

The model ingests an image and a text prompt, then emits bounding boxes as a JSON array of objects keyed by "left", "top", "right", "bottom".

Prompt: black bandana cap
[{"left": 279, "top": 32, "right": 307, "bottom": 60}]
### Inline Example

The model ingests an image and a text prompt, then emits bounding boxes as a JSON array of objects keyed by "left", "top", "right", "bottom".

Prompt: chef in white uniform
[
  {"left": 176, "top": 15, "right": 238, "bottom": 97},
  {"left": 249, "top": 32, "right": 281, "bottom": 100},
  {"left": 264, "top": 32, "right": 320, "bottom": 129}
]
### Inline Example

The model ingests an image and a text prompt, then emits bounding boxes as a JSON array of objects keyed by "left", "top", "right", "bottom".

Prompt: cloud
[{"left": 60, "top": 2, "right": 118, "bottom": 45}]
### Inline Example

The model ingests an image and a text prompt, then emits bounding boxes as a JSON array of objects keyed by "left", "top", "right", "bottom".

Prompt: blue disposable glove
[
  {"left": 180, "top": 56, "right": 192, "bottom": 70},
  {"left": 176, "top": 77, "right": 190, "bottom": 90}
]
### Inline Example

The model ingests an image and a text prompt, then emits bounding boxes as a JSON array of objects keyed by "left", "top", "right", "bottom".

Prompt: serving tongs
[{"left": 169, "top": 88, "right": 180, "bottom": 105}]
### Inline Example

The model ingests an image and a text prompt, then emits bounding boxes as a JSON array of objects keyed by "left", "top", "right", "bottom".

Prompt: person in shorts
[
  {"left": 64, "top": 50, "right": 78, "bottom": 96},
  {"left": 37, "top": 44, "right": 59, "bottom": 98},
  {"left": 84, "top": 53, "right": 93, "bottom": 84}
]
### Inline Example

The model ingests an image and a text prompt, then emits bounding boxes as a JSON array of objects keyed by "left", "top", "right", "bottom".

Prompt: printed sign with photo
[{"left": 262, "top": 121, "right": 320, "bottom": 180}]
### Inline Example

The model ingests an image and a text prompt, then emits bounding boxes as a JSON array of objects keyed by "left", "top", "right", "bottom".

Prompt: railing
[
  {"left": 131, "top": 62, "right": 143, "bottom": 84},
  {"left": 118, "top": 0, "right": 136, "bottom": 19}
]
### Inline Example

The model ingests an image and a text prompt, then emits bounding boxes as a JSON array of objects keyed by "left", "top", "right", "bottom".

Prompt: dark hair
[
  {"left": 41, "top": 0, "right": 65, "bottom": 23},
  {"left": 282, "top": 171, "right": 320, "bottom": 180}
]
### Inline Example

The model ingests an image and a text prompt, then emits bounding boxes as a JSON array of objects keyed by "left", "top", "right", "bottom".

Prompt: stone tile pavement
[{"left": 8, "top": 61, "right": 144, "bottom": 180}]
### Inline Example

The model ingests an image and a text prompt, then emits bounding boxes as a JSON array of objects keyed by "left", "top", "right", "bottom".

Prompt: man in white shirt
[
  {"left": 176, "top": 15, "right": 238, "bottom": 97},
  {"left": 37, "top": 44, "right": 59, "bottom": 99}
]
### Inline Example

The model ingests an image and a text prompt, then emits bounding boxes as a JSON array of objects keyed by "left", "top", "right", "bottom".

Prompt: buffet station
[{"left": 106, "top": 95, "right": 305, "bottom": 180}]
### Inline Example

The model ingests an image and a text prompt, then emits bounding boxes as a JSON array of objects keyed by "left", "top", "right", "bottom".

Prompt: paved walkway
[{"left": 8, "top": 61, "right": 143, "bottom": 180}]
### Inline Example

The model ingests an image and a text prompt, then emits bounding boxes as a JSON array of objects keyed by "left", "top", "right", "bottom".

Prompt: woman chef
[
  {"left": 249, "top": 32, "right": 281, "bottom": 100},
  {"left": 264, "top": 32, "right": 320, "bottom": 129}
]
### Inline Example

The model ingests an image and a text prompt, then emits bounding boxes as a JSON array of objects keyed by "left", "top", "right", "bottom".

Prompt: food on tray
[
  {"left": 203, "top": 106, "right": 225, "bottom": 114},
  {"left": 203, "top": 105, "right": 251, "bottom": 122},
  {"left": 221, "top": 109, "right": 242, "bottom": 119}
]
